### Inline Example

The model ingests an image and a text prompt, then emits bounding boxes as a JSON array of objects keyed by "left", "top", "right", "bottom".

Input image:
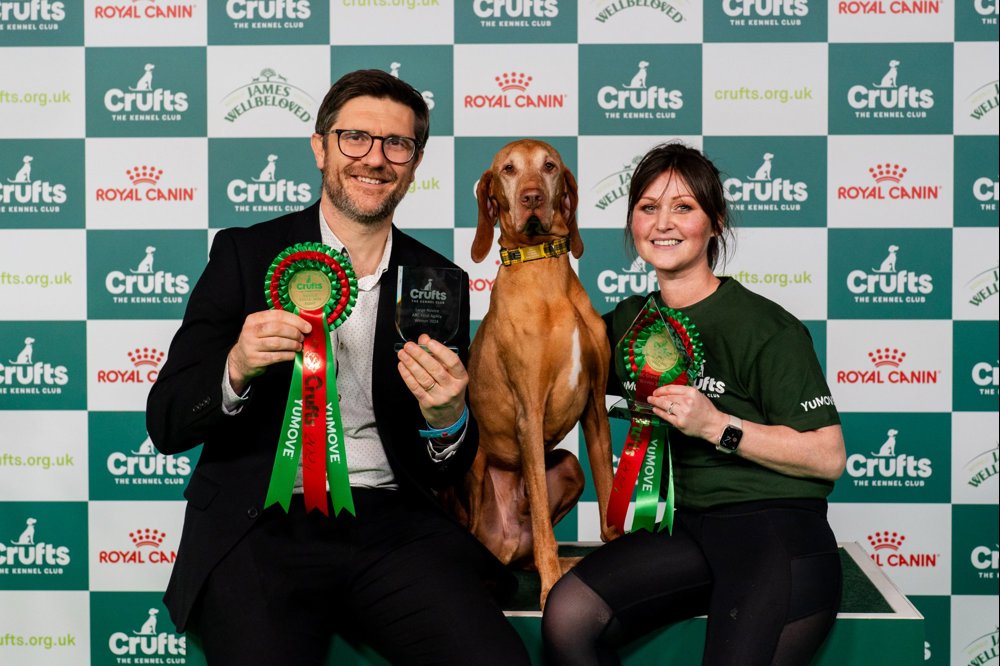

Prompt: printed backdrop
[{"left": 1, "top": 1, "right": 998, "bottom": 665}]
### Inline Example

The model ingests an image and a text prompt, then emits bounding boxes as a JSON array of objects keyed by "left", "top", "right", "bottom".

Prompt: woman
[{"left": 542, "top": 143, "right": 846, "bottom": 666}]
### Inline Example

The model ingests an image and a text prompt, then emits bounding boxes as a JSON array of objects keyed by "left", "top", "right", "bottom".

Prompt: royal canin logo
[
  {"left": 93, "top": 0, "right": 196, "bottom": 20},
  {"left": 835, "top": 347, "right": 939, "bottom": 385},
  {"left": 836, "top": 0, "right": 941, "bottom": 15},
  {"left": 469, "top": 260, "right": 501, "bottom": 293},
  {"left": 837, "top": 163, "right": 940, "bottom": 201},
  {"left": 98, "top": 527, "right": 177, "bottom": 564},
  {"left": 95, "top": 165, "right": 196, "bottom": 203},
  {"left": 97, "top": 347, "right": 165, "bottom": 384},
  {"left": 866, "top": 530, "right": 938, "bottom": 568},
  {"left": 463, "top": 71, "right": 566, "bottom": 109}
]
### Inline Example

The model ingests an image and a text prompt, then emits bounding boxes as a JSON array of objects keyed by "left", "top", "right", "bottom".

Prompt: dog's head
[
  {"left": 22, "top": 155, "right": 33, "bottom": 164},
  {"left": 887, "top": 244, "right": 899, "bottom": 253},
  {"left": 886, "top": 429, "right": 898, "bottom": 438},
  {"left": 471, "top": 139, "right": 580, "bottom": 263},
  {"left": 762, "top": 152, "right": 774, "bottom": 161},
  {"left": 25, "top": 518, "right": 36, "bottom": 526},
  {"left": 888, "top": 60, "right": 900, "bottom": 68},
  {"left": 23, "top": 337, "right": 35, "bottom": 345}
]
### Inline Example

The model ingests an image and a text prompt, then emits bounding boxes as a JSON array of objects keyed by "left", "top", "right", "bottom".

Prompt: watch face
[{"left": 720, "top": 426, "right": 743, "bottom": 451}]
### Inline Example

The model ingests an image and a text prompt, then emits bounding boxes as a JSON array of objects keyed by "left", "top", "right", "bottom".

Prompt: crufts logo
[
  {"left": 98, "top": 527, "right": 177, "bottom": 564},
  {"left": 104, "top": 246, "right": 190, "bottom": 303},
  {"left": 104, "top": 63, "right": 190, "bottom": 121},
  {"left": 0, "top": 517, "right": 71, "bottom": 572},
  {"left": 108, "top": 608, "right": 186, "bottom": 658},
  {"left": 847, "top": 59, "right": 934, "bottom": 118},
  {"left": 970, "top": 543, "right": 999, "bottom": 575},
  {"left": 597, "top": 60, "right": 682, "bottom": 120},
  {"left": 226, "top": 0, "right": 312, "bottom": 20},
  {"left": 866, "top": 530, "right": 937, "bottom": 567},
  {"left": 463, "top": 71, "right": 565, "bottom": 109},
  {"left": 836, "top": 162, "right": 940, "bottom": 201},
  {"left": 723, "top": 151, "right": 807, "bottom": 212},
  {"left": 836, "top": 347, "right": 939, "bottom": 385},
  {"left": 972, "top": 172, "right": 999, "bottom": 210},
  {"left": 95, "top": 165, "right": 196, "bottom": 203},
  {"left": 410, "top": 278, "right": 448, "bottom": 302},
  {"left": 845, "top": 244, "right": 934, "bottom": 304},
  {"left": 93, "top": 0, "right": 196, "bottom": 20},
  {"left": 0, "top": 336, "right": 69, "bottom": 393},
  {"left": 971, "top": 359, "right": 999, "bottom": 395},
  {"left": 0, "top": 0, "right": 65, "bottom": 23},
  {"left": 106, "top": 434, "right": 191, "bottom": 483},
  {"left": 846, "top": 427, "right": 932, "bottom": 487},
  {"left": 722, "top": 0, "right": 808, "bottom": 24},
  {"left": 227, "top": 153, "right": 312, "bottom": 214},
  {"left": 222, "top": 68, "right": 314, "bottom": 123},
  {"left": 596, "top": 256, "right": 657, "bottom": 303},
  {"left": 388, "top": 61, "right": 435, "bottom": 110},
  {"left": 0, "top": 155, "right": 67, "bottom": 212},
  {"left": 473, "top": 0, "right": 558, "bottom": 25},
  {"left": 97, "top": 347, "right": 165, "bottom": 384}
]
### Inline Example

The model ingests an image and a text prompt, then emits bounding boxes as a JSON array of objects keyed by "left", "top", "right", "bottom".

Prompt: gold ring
[
  {"left": 422, "top": 381, "right": 436, "bottom": 392},
  {"left": 667, "top": 402, "right": 675, "bottom": 415}
]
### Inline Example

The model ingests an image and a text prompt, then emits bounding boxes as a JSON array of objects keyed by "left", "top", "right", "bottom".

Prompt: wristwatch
[{"left": 716, "top": 415, "right": 743, "bottom": 454}]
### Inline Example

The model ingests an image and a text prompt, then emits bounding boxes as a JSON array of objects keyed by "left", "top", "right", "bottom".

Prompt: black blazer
[{"left": 146, "top": 202, "right": 501, "bottom": 631}]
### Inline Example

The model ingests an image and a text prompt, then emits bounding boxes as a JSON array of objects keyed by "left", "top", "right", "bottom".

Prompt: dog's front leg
[
  {"left": 581, "top": 392, "right": 620, "bottom": 543},
  {"left": 516, "top": 408, "right": 561, "bottom": 609}
]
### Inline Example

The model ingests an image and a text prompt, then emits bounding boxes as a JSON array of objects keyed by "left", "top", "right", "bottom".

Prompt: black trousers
[
  {"left": 543, "top": 498, "right": 842, "bottom": 666},
  {"left": 189, "top": 489, "right": 530, "bottom": 666}
]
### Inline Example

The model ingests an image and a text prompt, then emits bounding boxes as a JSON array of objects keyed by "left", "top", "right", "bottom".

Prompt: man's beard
[{"left": 323, "top": 165, "right": 408, "bottom": 226}]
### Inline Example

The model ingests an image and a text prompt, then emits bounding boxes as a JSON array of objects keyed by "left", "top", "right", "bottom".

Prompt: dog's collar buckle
[{"left": 499, "top": 237, "right": 569, "bottom": 266}]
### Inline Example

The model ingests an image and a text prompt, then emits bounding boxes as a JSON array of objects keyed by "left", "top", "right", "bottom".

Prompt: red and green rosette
[
  {"left": 608, "top": 295, "right": 703, "bottom": 536},
  {"left": 263, "top": 242, "right": 358, "bottom": 517}
]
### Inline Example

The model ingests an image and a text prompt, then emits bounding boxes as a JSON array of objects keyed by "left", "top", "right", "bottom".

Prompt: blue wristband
[{"left": 418, "top": 405, "right": 468, "bottom": 439}]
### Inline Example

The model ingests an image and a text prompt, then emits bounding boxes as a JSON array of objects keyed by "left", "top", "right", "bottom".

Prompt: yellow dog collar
[{"left": 499, "top": 237, "right": 570, "bottom": 266}]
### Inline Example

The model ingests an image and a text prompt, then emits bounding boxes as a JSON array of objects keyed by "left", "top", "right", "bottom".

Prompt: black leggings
[{"left": 542, "top": 499, "right": 841, "bottom": 666}]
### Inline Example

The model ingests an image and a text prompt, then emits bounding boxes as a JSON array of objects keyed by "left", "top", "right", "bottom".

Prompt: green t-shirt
[{"left": 608, "top": 277, "right": 840, "bottom": 510}]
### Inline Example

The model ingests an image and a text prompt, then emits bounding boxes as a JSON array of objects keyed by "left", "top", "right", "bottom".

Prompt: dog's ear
[
  {"left": 561, "top": 168, "right": 583, "bottom": 258},
  {"left": 472, "top": 169, "right": 497, "bottom": 263}
]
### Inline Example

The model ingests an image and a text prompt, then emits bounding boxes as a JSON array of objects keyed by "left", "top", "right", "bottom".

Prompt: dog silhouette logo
[
  {"left": 131, "top": 436, "right": 157, "bottom": 456},
  {"left": 11, "top": 517, "right": 37, "bottom": 545},
  {"left": 625, "top": 61, "right": 649, "bottom": 89},
  {"left": 624, "top": 256, "right": 648, "bottom": 274},
  {"left": 131, "top": 246, "right": 157, "bottom": 274},
  {"left": 8, "top": 155, "right": 33, "bottom": 183},
  {"left": 254, "top": 154, "right": 278, "bottom": 183},
  {"left": 875, "top": 60, "right": 900, "bottom": 89},
  {"left": 389, "top": 61, "right": 401, "bottom": 78},
  {"left": 874, "top": 245, "right": 900, "bottom": 273},
  {"left": 130, "top": 64, "right": 156, "bottom": 92},
  {"left": 872, "top": 429, "right": 899, "bottom": 457},
  {"left": 10, "top": 337, "right": 35, "bottom": 365},
  {"left": 422, "top": 278, "right": 434, "bottom": 291},
  {"left": 134, "top": 609, "right": 159, "bottom": 636},
  {"left": 750, "top": 153, "right": 775, "bottom": 181}
]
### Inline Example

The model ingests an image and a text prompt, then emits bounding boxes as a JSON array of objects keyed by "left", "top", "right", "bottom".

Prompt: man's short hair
[{"left": 315, "top": 69, "right": 430, "bottom": 149}]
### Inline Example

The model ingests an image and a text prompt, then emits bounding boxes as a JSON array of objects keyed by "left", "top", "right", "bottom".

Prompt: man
[{"left": 146, "top": 69, "right": 529, "bottom": 666}]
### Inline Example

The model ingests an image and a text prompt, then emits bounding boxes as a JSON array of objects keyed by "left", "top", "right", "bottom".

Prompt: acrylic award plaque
[{"left": 395, "top": 266, "right": 462, "bottom": 351}]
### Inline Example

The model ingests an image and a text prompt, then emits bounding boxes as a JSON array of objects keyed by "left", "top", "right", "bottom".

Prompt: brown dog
[{"left": 463, "top": 139, "right": 618, "bottom": 607}]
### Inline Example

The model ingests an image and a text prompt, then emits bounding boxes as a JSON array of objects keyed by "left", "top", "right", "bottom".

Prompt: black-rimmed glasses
[{"left": 320, "top": 129, "right": 420, "bottom": 165}]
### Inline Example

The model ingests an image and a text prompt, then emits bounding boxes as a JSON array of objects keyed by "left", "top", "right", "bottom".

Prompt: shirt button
[{"left": 247, "top": 507, "right": 259, "bottom": 519}]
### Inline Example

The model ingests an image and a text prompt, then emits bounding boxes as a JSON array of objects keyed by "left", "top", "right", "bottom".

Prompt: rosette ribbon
[
  {"left": 607, "top": 295, "right": 703, "bottom": 536},
  {"left": 263, "top": 243, "right": 358, "bottom": 516}
]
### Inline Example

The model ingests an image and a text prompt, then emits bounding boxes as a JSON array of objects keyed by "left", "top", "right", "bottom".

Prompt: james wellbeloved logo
[
  {"left": 829, "top": 229, "right": 950, "bottom": 319},
  {"left": 961, "top": 626, "right": 1000, "bottom": 666},
  {"left": 87, "top": 230, "right": 204, "bottom": 319},
  {"left": 835, "top": 346, "right": 940, "bottom": 386},
  {"left": 0, "top": 503, "right": 86, "bottom": 589},
  {"left": 706, "top": 136, "right": 825, "bottom": 227},
  {"left": 965, "top": 266, "right": 999, "bottom": 308},
  {"left": 591, "top": 0, "right": 685, "bottom": 23},
  {"left": 591, "top": 153, "right": 641, "bottom": 212},
  {"left": 92, "top": 0, "right": 195, "bottom": 20},
  {"left": 580, "top": 46, "right": 701, "bottom": 135},
  {"left": 95, "top": 165, "right": 197, "bottom": 203},
  {"left": 209, "top": 138, "right": 316, "bottom": 228},
  {"left": 964, "top": 443, "right": 999, "bottom": 490},
  {"left": 87, "top": 47, "right": 206, "bottom": 137},
  {"left": 0, "top": 323, "right": 84, "bottom": 410},
  {"left": 221, "top": 68, "right": 315, "bottom": 124},
  {"left": 456, "top": 0, "right": 575, "bottom": 42},
  {"left": 865, "top": 530, "right": 939, "bottom": 568},
  {"left": 830, "top": 44, "right": 952, "bottom": 134},
  {"left": 965, "top": 80, "right": 1000, "bottom": 122},
  {"left": 463, "top": 70, "right": 565, "bottom": 109}
]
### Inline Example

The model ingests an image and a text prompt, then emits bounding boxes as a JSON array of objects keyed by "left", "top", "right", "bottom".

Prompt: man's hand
[
  {"left": 227, "top": 310, "right": 311, "bottom": 394},
  {"left": 397, "top": 334, "right": 468, "bottom": 429}
]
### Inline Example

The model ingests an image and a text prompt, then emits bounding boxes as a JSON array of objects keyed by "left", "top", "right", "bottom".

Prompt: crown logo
[
  {"left": 867, "top": 530, "right": 905, "bottom": 551},
  {"left": 495, "top": 72, "right": 532, "bottom": 92},
  {"left": 129, "top": 528, "right": 166, "bottom": 549},
  {"left": 127, "top": 347, "right": 165, "bottom": 368},
  {"left": 868, "top": 163, "right": 908, "bottom": 184},
  {"left": 867, "top": 347, "right": 906, "bottom": 368},
  {"left": 126, "top": 165, "right": 163, "bottom": 186}
]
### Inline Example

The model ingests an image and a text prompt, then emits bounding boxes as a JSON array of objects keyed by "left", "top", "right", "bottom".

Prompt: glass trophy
[{"left": 394, "top": 265, "right": 463, "bottom": 352}]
